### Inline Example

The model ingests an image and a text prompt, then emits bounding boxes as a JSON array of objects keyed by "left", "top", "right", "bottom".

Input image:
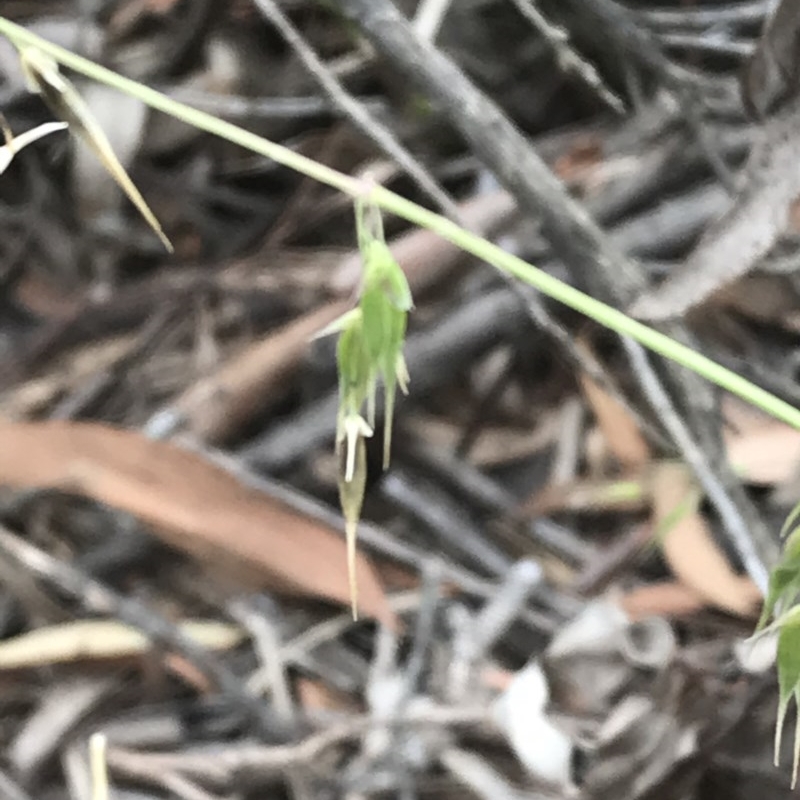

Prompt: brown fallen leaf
[
  {"left": 575, "top": 338, "right": 651, "bottom": 471},
  {"left": 722, "top": 393, "right": 776, "bottom": 432},
  {"left": 0, "top": 420, "right": 396, "bottom": 628},
  {"left": 721, "top": 395, "right": 800, "bottom": 485},
  {"left": 296, "top": 676, "right": 358, "bottom": 713},
  {"left": 725, "top": 419, "right": 800, "bottom": 485},
  {"left": 551, "top": 137, "right": 605, "bottom": 184},
  {"left": 163, "top": 653, "right": 216, "bottom": 694},
  {"left": 12, "top": 272, "right": 81, "bottom": 321},
  {"left": 617, "top": 581, "right": 706, "bottom": 621},
  {"left": 650, "top": 461, "right": 760, "bottom": 618}
]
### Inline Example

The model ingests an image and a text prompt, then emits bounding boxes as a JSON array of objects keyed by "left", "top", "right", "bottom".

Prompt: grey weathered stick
[
  {"left": 0, "top": 524, "right": 280, "bottom": 738},
  {"left": 620, "top": 338, "right": 771, "bottom": 591},
  {"left": 106, "top": 705, "right": 489, "bottom": 788},
  {"left": 740, "top": 0, "right": 800, "bottom": 119},
  {"left": 329, "top": 0, "right": 778, "bottom": 586},
  {"left": 440, "top": 747, "right": 521, "bottom": 800},
  {"left": 251, "top": 0, "right": 461, "bottom": 223},
  {"left": 632, "top": 0, "right": 800, "bottom": 321},
  {"left": 630, "top": 94, "right": 800, "bottom": 321},
  {"left": 468, "top": 559, "right": 543, "bottom": 659},
  {"left": 569, "top": 0, "right": 738, "bottom": 192},
  {"left": 509, "top": 0, "right": 624, "bottom": 113}
]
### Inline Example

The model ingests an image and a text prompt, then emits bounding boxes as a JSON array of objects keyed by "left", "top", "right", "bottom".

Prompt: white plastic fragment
[
  {"left": 735, "top": 628, "right": 778, "bottom": 673},
  {"left": 547, "top": 598, "right": 630, "bottom": 659},
  {"left": 492, "top": 661, "right": 574, "bottom": 787}
]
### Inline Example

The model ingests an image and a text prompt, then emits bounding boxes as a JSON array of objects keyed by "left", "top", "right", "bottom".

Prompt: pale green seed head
[{"left": 329, "top": 195, "right": 414, "bottom": 618}]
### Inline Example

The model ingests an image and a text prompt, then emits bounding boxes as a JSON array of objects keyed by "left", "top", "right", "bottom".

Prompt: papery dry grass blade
[
  {"left": 0, "top": 420, "right": 396, "bottom": 627},
  {"left": 18, "top": 47, "right": 172, "bottom": 253},
  {"left": 0, "top": 619, "right": 244, "bottom": 670},
  {"left": 650, "top": 461, "right": 760, "bottom": 618},
  {"left": 523, "top": 476, "right": 648, "bottom": 517},
  {"left": 0, "top": 119, "right": 67, "bottom": 173}
]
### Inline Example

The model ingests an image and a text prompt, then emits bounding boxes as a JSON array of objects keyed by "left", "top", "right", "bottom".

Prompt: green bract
[
  {"left": 319, "top": 195, "right": 413, "bottom": 619},
  {"left": 754, "top": 500, "right": 800, "bottom": 787}
]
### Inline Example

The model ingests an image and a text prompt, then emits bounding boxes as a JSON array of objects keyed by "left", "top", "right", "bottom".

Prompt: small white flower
[{"left": 338, "top": 413, "right": 373, "bottom": 482}]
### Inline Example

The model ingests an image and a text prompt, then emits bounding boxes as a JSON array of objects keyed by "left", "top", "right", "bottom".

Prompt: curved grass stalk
[{"left": 0, "top": 16, "right": 798, "bottom": 432}]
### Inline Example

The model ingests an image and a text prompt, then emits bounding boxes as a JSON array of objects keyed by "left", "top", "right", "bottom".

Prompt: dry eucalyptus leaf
[
  {"left": 726, "top": 420, "right": 800, "bottom": 486},
  {"left": 0, "top": 420, "right": 396, "bottom": 628},
  {"left": 651, "top": 461, "right": 760, "bottom": 617},
  {"left": 618, "top": 581, "right": 706, "bottom": 621},
  {"left": 576, "top": 344, "right": 650, "bottom": 470}
]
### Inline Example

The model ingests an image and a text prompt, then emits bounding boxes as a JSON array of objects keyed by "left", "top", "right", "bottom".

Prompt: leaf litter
[
  {"left": 1, "top": 2, "right": 800, "bottom": 798},
  {"left": 0, "top": 419, "right": 396, "bottom": 628}
]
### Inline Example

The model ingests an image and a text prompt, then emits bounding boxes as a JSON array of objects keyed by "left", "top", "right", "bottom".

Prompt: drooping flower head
[{"left": 316, "top": 192, "right": 413, "bottom": 619}]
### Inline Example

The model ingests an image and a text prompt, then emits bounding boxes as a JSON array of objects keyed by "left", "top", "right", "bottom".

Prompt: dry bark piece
[
  {"left": 0, "top": 420, "right": 396, "bottom": 628},
  {"left": 630, "top": 94, "right": 800, "bottom": 321},
  {"left": 740, "top": 0, "right": 800, "bottom": 119}
]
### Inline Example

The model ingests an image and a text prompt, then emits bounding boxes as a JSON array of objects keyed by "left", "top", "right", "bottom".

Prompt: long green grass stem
[{"left": 2, "top": 17, "right": 799, "bottom": 430}]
